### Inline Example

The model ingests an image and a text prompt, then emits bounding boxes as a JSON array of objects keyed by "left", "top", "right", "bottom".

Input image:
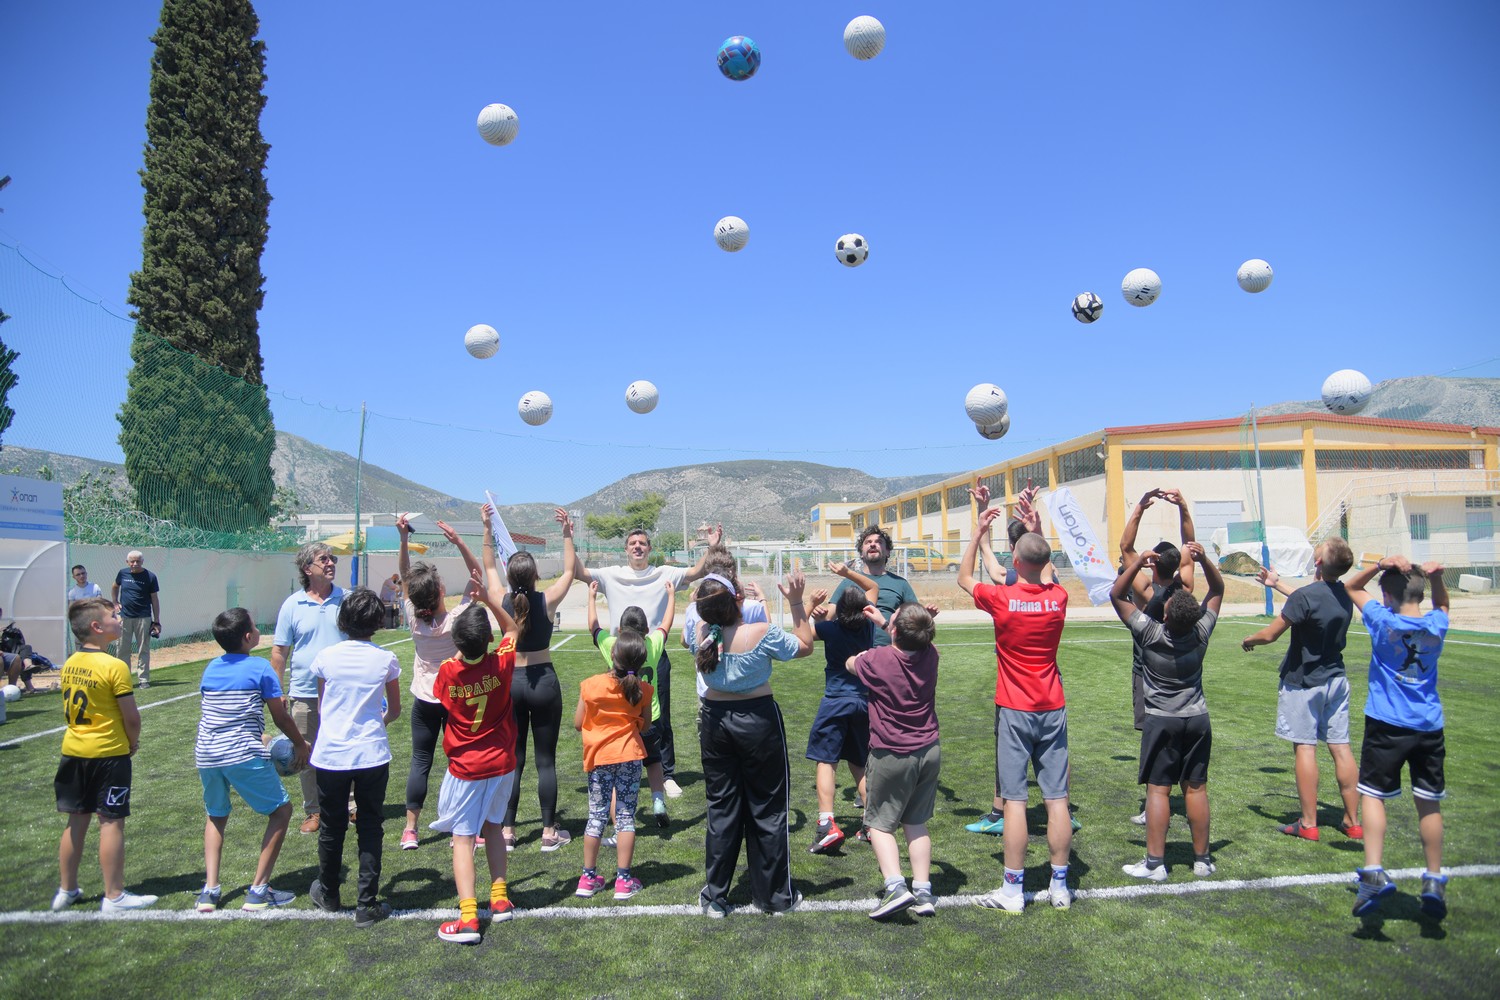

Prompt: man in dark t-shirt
[
  {"left": 1242, "top": 538, "right": 1362, "bottom": 842},
  {"left": 111, "top": 550, "right": 161, "bottom": 689}
]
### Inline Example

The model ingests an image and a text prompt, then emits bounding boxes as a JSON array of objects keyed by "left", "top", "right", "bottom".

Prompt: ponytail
[
  {"left": 506, "top": 552, "right": 536, "bottom": 642},
  {"left": 610, "top": 630, "right": 646, "bottom": 706},
  {"left": 693, "top": 578, "right": 740, "bottom": 675},
  {"left": 509, "top": 589, "right": 530, "bottom": 642},
  {"left": 695, "top": 623, "right": 723, "bottom": 675}
]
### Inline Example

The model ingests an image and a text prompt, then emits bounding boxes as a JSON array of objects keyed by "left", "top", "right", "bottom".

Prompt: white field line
[
  {"left": 549, "top": 634, "right": 574, "bottom": 651},
  {"left": 3, "top": 864, "right": 1494, "bottom": 925}
]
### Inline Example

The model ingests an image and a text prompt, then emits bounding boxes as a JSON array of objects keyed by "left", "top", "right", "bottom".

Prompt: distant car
[{"left": 903, "top": 547, "right": 959, "bottom": 573}]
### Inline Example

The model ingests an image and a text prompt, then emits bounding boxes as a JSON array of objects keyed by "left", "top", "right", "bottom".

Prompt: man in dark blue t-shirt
[{"left": 111, "top": 550, "right": 161, "bottom": 689}]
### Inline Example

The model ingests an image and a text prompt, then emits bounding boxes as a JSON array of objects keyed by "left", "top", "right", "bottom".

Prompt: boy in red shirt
[
  {"left": 431, "top": 571, "right": 522, "bottom": 944},
  {"left": 958, "top": 507, "right": 1075, "bottom": 912}
]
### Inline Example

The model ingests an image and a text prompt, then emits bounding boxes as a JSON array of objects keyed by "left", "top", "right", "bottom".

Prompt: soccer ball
[
  {"left": 835, "top": 233, "right": 869, "bottom": 267},
  {"left": 717, "top": 36, "right": 761, "bottom": 81},
  {"left": 626, "top": 380, "right": 659, "bottom": 414},
  {"left": 1321, "top": 369, "right": 1373, "bottom": 415},
  {"left": 518, "top": 391, "right": 553, "bottom": 426},
  {"left": 964, "top": 383, "right": 1008, "bottom": 426},
  {"left": 268, "top": 735, "right": 299, "bottom": 777},
  {"left": 476, "top": 104, "right": 519, "bottom": 147},
  {"left": 1, "top": 683, "right": 19, "bottom": 703},
  {"left": 464, "top": 324, "right": 499, "bottom": 359},
  {"left": 843, "top": 16, "right": 886, "bottom": 60},
  {"left": 1237, "top": 258, "right": 1274, "bottom": 293},
  {"left": 714, "top": 216, "right": 750, "bottom": 252},
  {"left": 1121, "top": 268, "right": 1161, "bottom": 307},
  {"left": 1071, "top": 291, "right": 1103, "bottom": 324},
  {"left": 976, "top": 414, "right": 1010, "bottom": 440}
]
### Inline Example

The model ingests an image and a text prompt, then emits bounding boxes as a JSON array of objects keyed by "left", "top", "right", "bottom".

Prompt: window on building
[
  {"left": 1316, "top": 449, "right": 1474, "bottom": 471},
  {"left": 922, "top": 492, "right": 941, "bottom": 514},
  {"left": 852, "top": 513, "right": 865, "bottom": 532},
  {"left": 978, "top": 472, "right": 1005, "bottom": 501},
  {"left": 1409, "top": 513, "right": 1429, "bottom": 541},
  {"left": 1013, "top": 460, "right": 1049, "bottom": 489},
  {"left": 946, "top": 484, "right": 970, "bottom": 510},
  {"left": 1057, "top": 446, "right": 1106, "bottom": 483},
  {"left": 882, "top": 505, "right": 897, "bottom": 523},
  {"left": 1465, "top": 496, "right": 1495, "bottom": 509},
  {"left": 900, "top": 498, "right": 918, "bottom": 519},
  {"left": 1121, "top": 449, "right": 1302, "bottom": 471}
]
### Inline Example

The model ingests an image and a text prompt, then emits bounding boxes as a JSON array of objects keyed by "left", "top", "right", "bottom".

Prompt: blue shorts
[
  {"left": 805, "top": 696, "right": 869, "bottom": 767},
  {"left": 200, "top": 758, "right": 290, "bottom": 817}
]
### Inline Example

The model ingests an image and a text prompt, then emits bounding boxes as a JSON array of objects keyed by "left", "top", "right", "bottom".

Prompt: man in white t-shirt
[
  {"left": 68, "top": 565, "right": 104, "bottom": 604},
  {"left": 574, "top": 526, "right": 721, "bottom": 795}
]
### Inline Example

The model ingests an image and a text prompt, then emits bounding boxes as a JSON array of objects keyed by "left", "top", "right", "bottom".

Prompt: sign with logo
[
  {"left": 1043, "top": 486, "right": 1114, "bottom": 606},
  {"left": 0, "top": 475, "right": 64, "bottom": 540}
]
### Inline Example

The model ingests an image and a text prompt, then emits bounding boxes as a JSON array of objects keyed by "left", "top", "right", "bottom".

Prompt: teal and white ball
[
  {"left": 1121, "top": 268, "right": 1161, "bottom": 307},
  {"left": 843, "top": 16, "right": 886, "bottom": 60},
  {"left": 1321, "top": 369, "right": 1373, "bottom": 415},
  {"left": 836, "top": 233, "right": 869, "bottom": 267},
  {"left": 476, "top": 104, "right": 519, "bottom": 146},
  {"left": 464, "top": 324, "right": 500, "bottom": 359},
  {"left": 964, "top": 383, "right": 1008, "bottom": 426},
  {"left": 714, "top": 216, "right": 750, "bottom": 252},
  {"left": 1237, "top": 258, "right": 1274, "bottom": 293},
  {"left": 976, "top": 413, "right": 1011, "bottom": 440},
  {"left": 626, "top": 380, "right": 659, "bottom": 414},
  {"left": 518, "top": 390, "right": 553, "bottom": 426}
]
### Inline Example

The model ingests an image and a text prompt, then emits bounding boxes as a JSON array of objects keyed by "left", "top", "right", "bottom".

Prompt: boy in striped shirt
[{"left": 193, "top": 607, "right": 311, "bottom": 912}]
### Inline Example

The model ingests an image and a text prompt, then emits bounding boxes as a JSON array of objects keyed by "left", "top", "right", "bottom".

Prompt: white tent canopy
[{"left": 1209, "top": 524, "right": 1317, "bottom": 578}]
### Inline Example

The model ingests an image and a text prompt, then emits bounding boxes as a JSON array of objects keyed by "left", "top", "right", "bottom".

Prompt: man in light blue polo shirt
[{"left": 271, "top": 542, "right": 346, "bottom": 834}]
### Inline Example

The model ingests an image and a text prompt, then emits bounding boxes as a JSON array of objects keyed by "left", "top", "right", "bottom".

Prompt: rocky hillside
[{"left": 1258, "top": 375, "right": 1500, "bottom": 425}]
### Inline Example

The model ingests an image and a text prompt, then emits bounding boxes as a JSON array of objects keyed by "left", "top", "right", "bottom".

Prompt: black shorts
[
  {"left": 805, "top": 696, "right": 870, "bottom": 766},
  {"left": 643, "top": 721, "right": 663, "bottom": 767},
  {"left": 1132, "top": 670, "right": 1146, "bottom": 732},
  {"left": 55, "top": 755, "right": 133, "bottom": 817},
  {"left": 1357, "top": 716, "right": 1446, "bottom": 801},
  {"left": 1138, "top": 713, "right": 1211, "bottom": 787}
]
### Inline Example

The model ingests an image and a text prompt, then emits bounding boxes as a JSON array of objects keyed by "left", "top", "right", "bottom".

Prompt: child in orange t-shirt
[{"left": 572, "top": 631, "right": 653, "bottom": 902}]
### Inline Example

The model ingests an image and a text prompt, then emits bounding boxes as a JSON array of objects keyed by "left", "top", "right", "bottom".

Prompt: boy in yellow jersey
[{"left": 51, "top": 598, "right": 158, "bottom": 913}]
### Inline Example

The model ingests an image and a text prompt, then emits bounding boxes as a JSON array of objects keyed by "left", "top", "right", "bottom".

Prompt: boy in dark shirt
[{"left": 1241, "top": 538, "right": 1362, "bottom": 841}]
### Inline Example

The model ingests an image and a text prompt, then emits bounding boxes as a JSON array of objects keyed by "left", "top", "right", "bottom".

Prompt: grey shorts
[
  {"left": 996, "top": 705, "right": 1069, "bottom": 801},
  {"left": 865, "top": 742, "right": 941, "bottom": 833},
  {"left": 1276, "top": 676, "right": 1351, "bottom": 744}
]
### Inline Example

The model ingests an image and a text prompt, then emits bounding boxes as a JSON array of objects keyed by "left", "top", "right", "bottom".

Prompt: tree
[
  {"left": 586, "top": 492, "right": 668, "bottom": 540},
  {"left": 0, "top": 308, "right": 16, "bottom": 449},
  {"left": 118, "top": 0, "right": 275, "bottom": 531}
]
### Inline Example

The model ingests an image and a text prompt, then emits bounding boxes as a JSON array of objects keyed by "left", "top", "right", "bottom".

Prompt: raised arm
[
  {"left": 968, "top": 481, "right": 1006, "bottom": 580},
  {"left": 468, "top": 567, "right": 519, "bottom": 637},
  {"left": 659, "top": 577, "right": 677, "bottom": 638},
  {"left": 396, "top": 513, "right": 415, "bottom": 582},
  {"left": 1344, "top": 554, "right": 1410, "bottom": 610},
  {"left": 586, "top": 581, "right": 600, "bottom": 636},
  {"left": 1015, "top": 482, "right": 1042, "bottom": 535},
  {"left": 480, "top": 504, "right": 506, "bottom": 597},
  {"left": 1425, "top": 562, "right": 1449, "bottom": 613},
  {"left": 830, "top": 561, "right": 879, "bottom": 603},
  {"left": 1186, "top": 541, "right": 1223, "bottom": 616},
  {"left": 958, "top": 507, "right": 1004, "bottom": 596},
  {"left": 1255, "top": 566, "right": 1297, "bottom": 598},
  {"left": 1119, "top": 489, "right": 1160, "bottom": 602},
  {"left": 682, "top": 524, "right": 725, "bottom": 583},
  {"left": 436, "top": 518, "right": 482, "bottom": 583},
  {"left": 542, "top": 508, "right": 577, "bottom": 608},
  {"left": 777, "top": 569, "right": 815, "bottom": 657},
  {"left": 1111, "top": 550, "right": 1153, "bottom": 624},
  {"left": 1162, "top": 488, "right": 1195, "bottom": 592}
]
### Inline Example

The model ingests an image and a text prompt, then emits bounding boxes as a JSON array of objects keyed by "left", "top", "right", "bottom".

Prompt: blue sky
[{"left": 2, "top": 2, "right": 1497, "bottom": 506}]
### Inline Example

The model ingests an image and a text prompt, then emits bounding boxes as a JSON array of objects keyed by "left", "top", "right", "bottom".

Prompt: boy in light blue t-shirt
[{"left": 1343, "top": 556, "right": 1451, "bottom": 920}]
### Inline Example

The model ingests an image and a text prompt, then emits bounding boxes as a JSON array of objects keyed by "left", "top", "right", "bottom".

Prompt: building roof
[{"left": 1104, "top": 411, "right": 1500, "bottom": 438}]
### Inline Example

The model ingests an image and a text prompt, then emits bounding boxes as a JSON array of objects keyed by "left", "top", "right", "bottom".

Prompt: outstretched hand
[
  {"left": 1184, "top": 541, "right": 1206, "bottom": 563},
  {"left": 778, "top": 569, "right": 806, "bottom": 602},
  {"left": 1255, "top": 567, "right": 1279, "bottom": 588},
  {"left": 396, "top": 513, "right": 411, "bottom": 536},
  {"left": 554, "top": 507, "right": 574, "bottom": 536},
  {"left": 436, "top": 520, "right": 461, "bottom": 545},
  {"left": 969, "top": 480, "right": 991, "bottom": 510}
]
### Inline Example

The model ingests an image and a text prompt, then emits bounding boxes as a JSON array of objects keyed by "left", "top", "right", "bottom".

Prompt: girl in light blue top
[{"left": 690, "top": 570, "right": 814, "bottom": 916}]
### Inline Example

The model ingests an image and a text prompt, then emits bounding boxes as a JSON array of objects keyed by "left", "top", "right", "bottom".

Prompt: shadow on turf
[
  {"left": 1245, "top": 802, "right": 1367, "bottom": 849},
  {"left": 1351, "top": 887, "right": 1448, "bottom": 941}
]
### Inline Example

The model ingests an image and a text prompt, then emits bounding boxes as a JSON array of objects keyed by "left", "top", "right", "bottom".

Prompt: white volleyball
[
  {"left": 714, "top": 216, "right": 750, "bottom": 252},
  {"left": 626, "top": 380, "right": 659, "bottom": 414},
  {"left": 964, "top": 383, "right": 1008, "bottom": 426},
  {"left": 976, "top": 414, "right": 1011, "bottom": 440},
  {"left": 518, "top": 390, "right": 553, "bottom": 426},
  {"left": 1, "top": 683, "right": 19, "bottom": 703},
  {"left": 1321, "top": 369, "right": 1373, "bottom": 416},
  {"left": 464, "top": 324, "right": 500, "bottom": 359},
  {"left": 1237, "top": 258, "right": 1274, "bottom": 293},
  {"left": 843, "top": 16, "right": 886, "bottom": 60},
  {"left": 476, "top": 104, "right": 519, "bottom": 146},
  {"left": 1121, "top": 268, "right": 1161, "bottom": 307}
]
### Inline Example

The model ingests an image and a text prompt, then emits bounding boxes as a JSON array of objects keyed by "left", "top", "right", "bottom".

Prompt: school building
[{"left": 845, "top": 412, "right": 1500, "bottom": 576}]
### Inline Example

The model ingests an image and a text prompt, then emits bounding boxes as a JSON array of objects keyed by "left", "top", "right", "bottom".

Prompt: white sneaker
[
  {"left": 1045, "top": 880, "right": 1073, "bottom": 909},
  {"left": 663, "top": 778, "right": 683, "bottom": 799},
  {"left": 974, "top": 888, "right": 1025, "bottom": 913},
  {"left": 1122, "top": 860, "right": 1169, "bottom": 882},
  {"left": 1130, "top": 810, "right": 1147, "bottom": 825},
  {"left": 1192, "top": 859, "right": 1217, "bottom": 878},
  {"left": 51, "top": 887, "right": 83, "bottom": 912},
  {"left": 101, "top": 890, "right": 159, "bottom": 912}
]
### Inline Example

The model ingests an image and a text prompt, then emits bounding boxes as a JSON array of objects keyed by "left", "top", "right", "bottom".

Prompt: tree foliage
[
  {"left": 119, "top": 0, "right": 275, "bottom": 531},
  {"left": 586, "top": 492, "right": 668, "bottom": 540},
  {"left": 0, "top": 308, "right": 17, "bottom": 449}
]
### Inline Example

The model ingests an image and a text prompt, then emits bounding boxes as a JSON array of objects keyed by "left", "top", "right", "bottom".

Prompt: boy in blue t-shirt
[
  {"left": 805, "top": 562, "right": 880, "bottom": 854},
  {"left": 1343, "top": 556, "right": 1451, "bottom": 919},
  {"left": 194, "top": 608, "right": 312, "bottom": 912}
]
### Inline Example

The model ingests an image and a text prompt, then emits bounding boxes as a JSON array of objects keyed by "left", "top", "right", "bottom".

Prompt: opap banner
[{"left": 1044, "top": 486, "right": 1114, "bottom": 606}]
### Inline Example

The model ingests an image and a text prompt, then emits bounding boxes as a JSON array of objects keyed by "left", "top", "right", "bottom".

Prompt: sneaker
[
  {"left": 137, "top": 681, "right": 150, "bottom": 690},
  {"left": 701, "top": 896, "right": 730, "bottom": 919},
  {"left": 354, "top": 901, "right": 392, "bottom": 928},
  {"left": 243, "top": 885, "right": 295, "bottom": 910},
  {"left": 540, "top": 829, "right": 572, "bottom": 852},
  {"left": 1419, "top": 873, "right": 1448, "bottom": 919},
  {"left": 663, "top": 778, "right": 684, "bottom": 798},
  {"left": 503, "top": 833, "right": 517, "bottom": 852},
  {"left": 602, "top": 834, "right": 618, "bottom": 848},
  {"left": 194, "top": 887, "right": 222, "bottom": 913},
  {"left": 575, "top": 873, "right": 607, "bottom": 898},
  {"left": 1279, "top": 821, "right": 1319, "bottom": 841},
  {"left": 1122, "top": 859, "right": 1169, "bottom": 882},
  {"left": 438, "top": 916, "right": 482, "bottom": 944},
  {"left": 613, "top": 875, "right": 644, "bottom": 901},
  {"left": 400, "top": 828, "right": 419, "bottom": 850},
  {"left": 1352, "top": 867, "right": 1395, "bottom": 917},
  {"left": 1192, "top": 859, "right": 1218, "bottom": 878},
  {"left": 910, "top": 888, "right": 936, "bottom": 917},
  {"left": 309, "top": 880, "right": 341, "bottom": 913},
  {"left": 974, "top": 888, "right": 1025, "bottom": 913},
  {"left": 1046, "top": 879, "right": 1073, "bottom": 909},
  {"left": 854, "top": 793, "right": 865, "bottom": 810},
  {"left": 474, "top": 835, "right": 484, "bottom": 847},
  {"left": 1130, "top": 810, "right": 1147, "bottom": 825},
  {"left": 869, "top": 885, "right": 915, "bottom": 920},
  {"left": 100, "top": 890, "right": 158, "bottom": 913},
  {"left": 810, "top": 818, "right": 845, "bottom": 855},
  {"left": 770, "top": 891, "right": 803, "bottom": 915},
  {"left": 854, "top": 825, "right": 872, "bottom": 843},
  {"left": 653, "top": 798, "right": 670, "bottom": 828},
  {"left": 1070, "top": 816, "right": 1082, "bottom": 832},
  {"left": 51, "top": 887, "right": 84, "bottom": 912},
  {"left": 1338, "top": 822, "right": 1364, "bottom": 840},
  {"left": 966, "top": 814, "right": 1004, "bottom": 835},
  {"left": 299, "top": 814, "right": 320, "bottom": 834},
  {"left": 490, "top": 898, "right": 516, "bottom": 922}
]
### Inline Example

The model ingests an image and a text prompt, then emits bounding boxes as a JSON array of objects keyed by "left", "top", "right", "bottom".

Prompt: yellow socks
[
  {"left": 460, "top": 898, "right": 477, "bottom": 923},
  {"left": 490, "top": 878, "right": 508, "bottom": 903}
]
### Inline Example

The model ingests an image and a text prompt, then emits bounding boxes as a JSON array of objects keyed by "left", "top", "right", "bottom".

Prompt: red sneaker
[
  {"left": 489, "top": 898, "right": 515, "bottom": 922},
  {"left": 1338, "top": 822, "right": 1364, "bottom": 840},
  {"left": 1278, "top": 821, "right": 1319, "bottom": 841},
  {"left": 438, "top": 917, "right": 482, "bottom": 944}
]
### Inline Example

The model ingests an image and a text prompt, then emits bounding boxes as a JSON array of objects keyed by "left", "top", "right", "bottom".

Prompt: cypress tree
[
  {"left": 0, "top": 308, "right": 16, "bottom": 449},
  {"left": 120, "top": 0, "right": 275, "bottom": 531}
]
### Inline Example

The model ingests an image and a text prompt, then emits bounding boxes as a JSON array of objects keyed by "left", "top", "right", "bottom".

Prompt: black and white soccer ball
[
  {"left": 1071, "top": 291, "right": 1103, "bottom": 324},
  {"left": 835, "top": 233, "right": 869, "bottom": 267}
]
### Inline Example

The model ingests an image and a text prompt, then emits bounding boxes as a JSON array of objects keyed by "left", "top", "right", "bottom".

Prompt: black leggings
[
  {"left": 405, "top": 697, "right": 448, "bottom": 814},
  {"left": 505, "top": 662, "right": 562, "bottom": 827}
]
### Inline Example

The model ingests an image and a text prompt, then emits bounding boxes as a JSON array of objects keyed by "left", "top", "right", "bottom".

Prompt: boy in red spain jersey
[{"left": 958, "top": 507, "right": 1075, "bottom": 912}]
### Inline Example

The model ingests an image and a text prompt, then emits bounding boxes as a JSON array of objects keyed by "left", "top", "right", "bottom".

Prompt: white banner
[
  {"left": 483, "top": 491, "right": 519, "bottom": 565},
  {"left": 1044, "top": 486, "right": 1115, "bottom": 606}
]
